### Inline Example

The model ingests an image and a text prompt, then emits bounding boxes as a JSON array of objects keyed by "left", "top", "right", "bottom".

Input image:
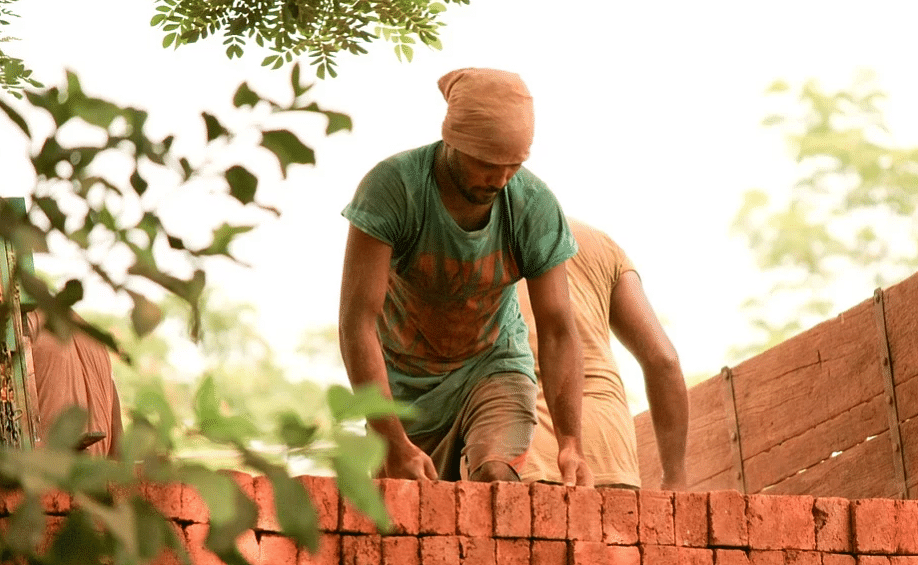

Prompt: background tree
[
  {"left": 153, "top": 0, "right": 467, "bottom": 78},
  {"left": 730, "top": 70, "right": 918, "bottom": 359}
]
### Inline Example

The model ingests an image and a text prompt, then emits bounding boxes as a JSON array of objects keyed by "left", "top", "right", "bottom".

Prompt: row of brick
[{"left": 5, "top": 474, "right": 918, "bottom": 561}]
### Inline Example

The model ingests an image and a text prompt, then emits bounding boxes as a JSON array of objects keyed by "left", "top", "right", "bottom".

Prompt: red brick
[
  {"left": 459, "top": 536, "right": 495, "bottom": 565},
  {"left": 891, "top": 558, "right": 918, "bottom": 565},
  {"left": 570, "top": 541, "right": 606, "bottom": 565},
  {"left": 222, "top": 470, "right": 256, "bottom": 499},
  {"left": 896, "top": 499, "right": 918, "bottom": 554},
  {"left": 254, "top": 474, "right": 281, "bottom": 532},
  {"left": 300, "top": 475, "right": 340, "bottom": 532},
  {"left": 420, "top": 536, "right": 461, "bottom": 565},
  {"left": 822, "top": 556, "right": 856, "bottom": 565},
  {"left": 420, "top": 480, "right": 456, "bottom": 535},
  {"left": 531, "top": 482, "right": 566, "bottom": 540},
  {"left": 858, "top": 558, "right": 891, "bottom": 565},
  {"left": 493, "top": 482, "right": 530, "bottom": 538},
  {"left": 495, "top": 538, "right": 529, "bottom": 565},
  {"left": 747, "top": 495, "right": 815, "bottom": 551},
  {"left": 0, "top": 488, "right": 24, "bottom": 515},
  {"left": 143, "top": 481, "right": 186, "bottom": 522},
  {"left": 184, "top": 523, "right": 258, "bottom": 565},
  {"left": 382, "top": 536, "right": 419, "bottom": 565},
  {"left": 531, "top": 540, "right": 567, "bottom": 565},
  {"left": 341, "top": 494, "right": 379, "bottom": 534},
  {"left": 852, "top": 498, "right": 897, "bottom": 554},
  {"left": 747, "top": 550, "right": 783, "bottom": 565},
  {"left": 787, "top": 550, "right": 821, "bottom": 565},
  {"left": 675, "top": 492, "right": 708, "bottom": 547},
  {"left": 299, "top": 533, "right": 340, "bottom": 565},
  {"left": 642, "top": 544, "right": 679, "bottom": 563},
  {"left": 639, "top": 490, "right": 675, "bottom": 545},
  {"left": 378, "top": 478, "right": 419, "bottom": 535},
  {"left": 259, "top": 533, "right": 298, "bottom": 565},
  {"left": 713, "top": 549, "right": 749, "bottom": 565},
  {"left": 37, "top": 515, "right": 65, "bottom": 555},
  {"left": 814, "top": 497, "right": 851, "bottom": 553},
  {"left": 457, "top": 481, "right": 493, "bottom": 537},
  {"left": 342, "top": 534, "right": 381, "bottom": 565},
  {"left": 708, "top": 490, "right": 747, "bottom": 548},
  {"left": 602, "top": 487, "right": 639, "bottom": 545},
  {"left": 567, "top": 486, "right": 602, "bottom": 541},
  {"left": 40, "top": 489, "right": 72, "bottom": 515},
  {"left": 678, "top": 547, "right": 714, "bottom": 565},
  {"left": 609, "top": 545, "right": 641, "bottom": 564}
]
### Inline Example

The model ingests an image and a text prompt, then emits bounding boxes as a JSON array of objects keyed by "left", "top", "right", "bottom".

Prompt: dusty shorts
[{"left": 407, "top": 372, "right": 537, "bottom": 482}]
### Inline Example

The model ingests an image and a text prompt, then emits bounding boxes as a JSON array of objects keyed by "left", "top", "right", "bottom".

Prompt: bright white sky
[{"left": 4, "top": 0, "right": 918, "bottom": 411}]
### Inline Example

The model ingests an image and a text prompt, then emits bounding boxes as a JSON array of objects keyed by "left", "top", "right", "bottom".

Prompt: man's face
[{"left": 446, "top": 149, "right": 522, "bottom": 206}]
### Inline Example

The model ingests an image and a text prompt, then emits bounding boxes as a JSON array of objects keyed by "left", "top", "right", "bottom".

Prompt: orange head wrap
[{"left": 438, "top": 68, "right": 535, "bottom": 165}]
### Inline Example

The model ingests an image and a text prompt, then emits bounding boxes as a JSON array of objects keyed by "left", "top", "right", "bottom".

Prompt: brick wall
[{"left": 8, "top": 474, "right": 918, "bottom": 564}]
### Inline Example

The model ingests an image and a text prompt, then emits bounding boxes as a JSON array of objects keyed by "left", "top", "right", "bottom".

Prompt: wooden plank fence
[{"left": 635, "top": 269, "right": 918, "bottom": 499}]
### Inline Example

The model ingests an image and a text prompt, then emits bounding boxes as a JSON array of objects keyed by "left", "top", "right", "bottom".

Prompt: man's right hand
[{"left": 383, "top": 441, "right": 438, "bottom": 480}]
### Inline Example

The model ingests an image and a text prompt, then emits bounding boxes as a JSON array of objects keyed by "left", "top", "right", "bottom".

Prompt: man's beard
[{"left": 447, "top": 151, "right": 502, "bottom": 206}]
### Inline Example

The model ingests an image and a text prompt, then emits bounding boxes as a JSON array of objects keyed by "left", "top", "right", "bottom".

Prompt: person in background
[
  {"left": 338, "top": 67, "right": 592, "bottom": 486},
  {"left": 25, "top": 310, "right": 123, "bottom": 458},
  {"left": 518, "top": 218, "right": 688, "bottom": 489}
]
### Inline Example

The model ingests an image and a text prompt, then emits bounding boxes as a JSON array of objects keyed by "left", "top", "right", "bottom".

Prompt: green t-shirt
[{"left": 342, "top": 141, "right": 576, "bottom": 434}]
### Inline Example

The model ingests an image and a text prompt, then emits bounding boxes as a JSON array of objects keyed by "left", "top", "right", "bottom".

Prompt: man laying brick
[
  {"left": 517, "top": 218, "right": 688, "bottom": 489},
  {"left": 338, "top": 67, "right": 592, "bottom": 486}
]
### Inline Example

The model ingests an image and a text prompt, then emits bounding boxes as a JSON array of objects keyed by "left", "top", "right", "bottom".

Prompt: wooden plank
[
  {"left": 898, "top": 416, "right": 918, "bottom": 495},
  {"left": 691, "top": 468, "right": 741, "bottom": 493},
  {"left": 731, "top": 298, "right": 882, "bottom": 461},
  {"left": 635, "top": 373, "right": 734, "bottom": 489},
  {"left": 761, "top": 430, "right": 900, "bottom": 499},
  {"left": 743, "top": 394, "right": 888, "bottom": 493},
  {"left": 887, "top": 271, "right": 918, "bottom": 420}
]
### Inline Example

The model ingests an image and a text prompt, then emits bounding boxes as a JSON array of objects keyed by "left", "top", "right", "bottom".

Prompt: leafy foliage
[
  {"left": 0, "top": 0, "right": 42, "bottom": 97},
  {"left": 730, "top": 70, "right": 918, "bottom": 359},
  {"left": 0, "top": 377, "right": 402, "bottom": 564},
  {"left": 151, "top": 0, "right": 467, "bottom": 78},
  {"left": 0, "top": 62, "right": 351, "bottom": 347}
]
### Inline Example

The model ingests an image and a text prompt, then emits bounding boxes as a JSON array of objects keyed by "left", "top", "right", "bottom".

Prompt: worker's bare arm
[
  {"left": 526, "top": 262, "right": 593, "bottom": 487},
  {"left": 338, "top": 225, "right": 436, "bottom": 480},
  {"left": 609, "top": 271, "right": 688, "bottom": 490}
]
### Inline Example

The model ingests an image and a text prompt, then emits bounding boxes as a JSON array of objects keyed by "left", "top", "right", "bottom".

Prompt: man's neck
[{"left": 433, "top": 143, "right": 494, "bottom": 232}]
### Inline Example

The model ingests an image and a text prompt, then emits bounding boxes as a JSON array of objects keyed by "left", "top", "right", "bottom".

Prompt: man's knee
[{"left": 469, "top": 460, "right": 520, "bottom": 482}]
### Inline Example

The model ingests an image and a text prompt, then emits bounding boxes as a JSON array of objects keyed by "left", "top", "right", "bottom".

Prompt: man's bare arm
[
  {"left": 338, "top": 225, "right": 437, "bottom": 480},
  {"left": 609, "top": 271, "right": 688, "bottom": 490},
  {"left": 526, "top": 263, "right": 593, "bottom": 487}
]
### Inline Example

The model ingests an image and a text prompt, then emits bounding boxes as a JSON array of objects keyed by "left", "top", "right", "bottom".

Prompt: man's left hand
[{"left": 558, "top": 446, "right": 594, "bottom": 487}]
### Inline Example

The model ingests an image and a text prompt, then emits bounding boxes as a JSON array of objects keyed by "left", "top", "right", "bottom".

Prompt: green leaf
[
  {"left": 232, "top": 82, "right": 260, "bottom": 108},
  {"left": 332, "top": 433, "right": 389, "bottom": 530},
  {"left": 56, "top": 278, "right": 84, "bottom": 307},
  {"left": 192, "top": 375, "right": 259, "bottom": 443},
  {"left": 150, "top": 13, "right": 165, "bottom": 26},
  {"left": 260, "top": 129, "right": 315, "bottom": 177},
  {"left": 73, "top": 96, "right": 122, "bottom": 129},
  {"left": 0, "top": 96, "right": 30, "bottom": 136},
  {"left": 34, "top": 195, "right": 68, "bottom": 231},
  {"left": 195, "top": 222, "right": 255, "bottom": 257},
  {"left": 202, "top": 111, "right": 229, "bottom": 141},
  {"left": 323, "top": 111, "right": 352, "bottom": 135},
  {"left": 129, "top": 290, "right": 163, "bottom": 337},
  {"left": 163, "top": 32, "right": 176, "bottom": 48},
  {"left": 276, "top": 411, "right": 319, "bottom": 449},
  {"left": 6, "top": 495, "right": 48, "bottom": 553},
  {"left": 273, "top": 473, "right": 319, "bottom": 550},
  {"left": 225, "top": 165, "right": 257, "bottom": 204},
  {"left": 130, "top": 168, "right": 149, "bottom": 195},
  {"left": 326, "top": 384, "right": 415, "bottom": 423},
  {"left": 179, "top": 466, "right": 258, "bottom": 558},
  {"left": 46, "top": 510, "right": 108, "bottom": 564},
  {"left": 47, "top": 406, "right": 89, "bottom": 450}
]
